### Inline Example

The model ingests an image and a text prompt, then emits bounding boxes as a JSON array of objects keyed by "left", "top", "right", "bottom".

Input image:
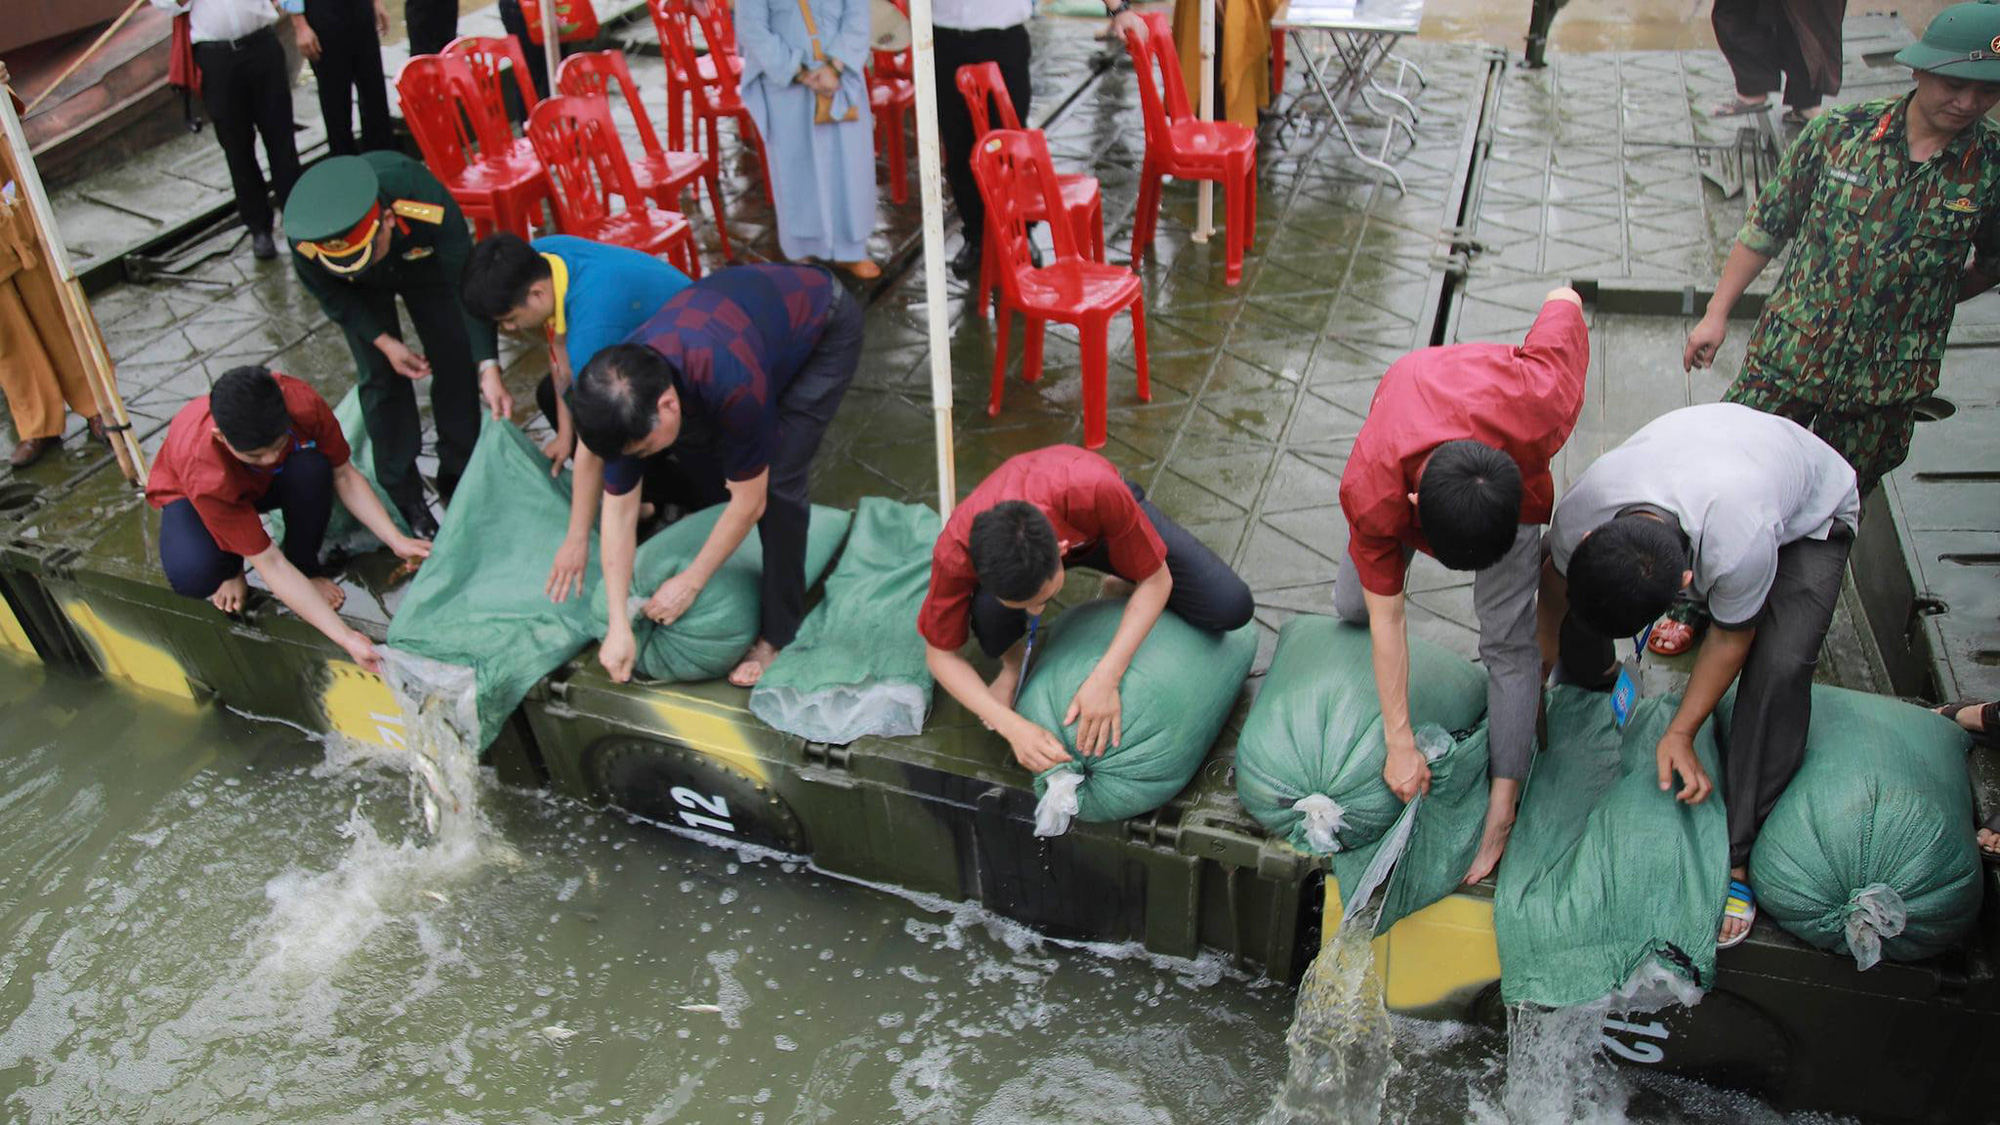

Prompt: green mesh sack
[
  {"left": 599, "top": 503, "right": 853, "bottom": 683},
  {"left": 266, "top": 387, "right": 408, "bottom": 557},
  {"left": 1330, "top": 725, "right": 1492, "bottom": 935},
  {"left": 386, "top": 420, "right": 601, "bottom": 748},
  {"left": 1495, "top": 687, "right": 1730, "bottom": 1008},
  {"left": 749, "top": 497, "right": 941, "bottom": 743},
  {"left": 1235, "top": 616, "right": 1489, "bottom": 856},
  {"left": 1726, "top": 684, "right": 1979, "bottom": 970},
  {"left": 1015, "top": 600, "right": 1256, "bottom": 834}
]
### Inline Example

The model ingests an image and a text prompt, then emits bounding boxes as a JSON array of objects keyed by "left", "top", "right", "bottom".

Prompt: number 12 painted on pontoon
[{"left": 672, "top": 787, "right": 737, "bottom": 834}]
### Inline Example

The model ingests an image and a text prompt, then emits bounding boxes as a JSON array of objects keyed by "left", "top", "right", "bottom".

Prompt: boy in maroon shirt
[
  {"left": 920, "top": 445, "right": 1254, "bottom": 772},
  {"left": 146, "top": 366, "right": 430, "bottom": 673},
  {"left": 1336, "top": 286, "right": 1589, "bottom": 884}
]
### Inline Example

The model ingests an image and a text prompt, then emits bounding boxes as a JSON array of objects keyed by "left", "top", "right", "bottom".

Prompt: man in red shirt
[
  {"left": 146, "top": 367, "right": 431, "bottom": 674},
  {"left": 1336, "top": 286, "right": 1589, "bottom": 884},
  {"left": 920, "top": 445, "right": 1254, "bottom": 772}
]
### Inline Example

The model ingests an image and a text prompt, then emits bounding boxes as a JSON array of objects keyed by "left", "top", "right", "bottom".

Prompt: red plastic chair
[
  {"left": 443, "top": 34, "right": 541, "bottom": 126},
  {"left": 956, "top": 61, "right": 1104, "bottom": 319},
  {"left": 1124, "top": 12, "right": 1257, "bottom": 285},
  {"left": 971, "top": 130, "right": 1149, "bottom": 451},
  {"left": 557, "top": 50, "right": 735, "bottom": 261},
  {"left": 649, "top": 0, "right": 771, "bottom": 206},
  {"left": 397, "top": 54, "right": 551, "bottom": 239},
  {"left": 869, "top": 69, "right": 914, "bottom": 205},
  {"left": 528, "top": 95, "right": 703, "bottom": 277}
]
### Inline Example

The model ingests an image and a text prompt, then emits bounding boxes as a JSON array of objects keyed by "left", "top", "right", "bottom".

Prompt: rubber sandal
[
  {"left": 1710, "top": 97, "right": 1769, "bottom": 117},
  {"left": 1980, "top": 812, "right": 2000, "bottom": 867},
  {"left": 1720, "top": 879, "right": 1757, "bottom": 949},
  {"left": 1936, "top": 701, "right": 1998, "bottom": 750}
]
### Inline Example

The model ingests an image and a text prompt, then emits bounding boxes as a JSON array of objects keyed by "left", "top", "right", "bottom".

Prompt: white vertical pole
[
  {"left": 905, "top": 0, "right": 956, "bottom": 519},
  {"left": 1193, "top": 0, "right": 1215, "bottom": 242},
  {"left": 541, "top": 1, "right": 561, "bottom": 90}
]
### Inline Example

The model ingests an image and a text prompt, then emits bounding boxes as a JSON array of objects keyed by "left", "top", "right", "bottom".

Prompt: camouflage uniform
[{"left": 1724, "top": 93, "right": 2000, "bottom": 495}]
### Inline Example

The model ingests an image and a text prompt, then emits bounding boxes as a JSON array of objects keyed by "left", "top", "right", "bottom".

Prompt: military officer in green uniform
[
  {"left": 1685, "top": 0, "right": 2000, "bottom": 497},
  {"left": 288, "top": 153, "right": 514, "bottom": 537}
]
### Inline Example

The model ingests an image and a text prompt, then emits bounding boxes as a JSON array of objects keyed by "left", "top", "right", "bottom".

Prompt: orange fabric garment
[
  {"left": 1172, "top": 0, "right": 1276, "bottom": 129},
  {"left": 0, "top": 193, "right": 94, "bottom": 442}
]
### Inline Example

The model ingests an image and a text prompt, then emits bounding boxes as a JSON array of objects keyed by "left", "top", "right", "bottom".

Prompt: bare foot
[
  {"left": 1098, "top": 574, "right": 1135, "bottom": 600},
  {"left": 838, "top": 259, "right": 881, "bottom": 280},
  {"left": 728, "top": 638, "right": 780, "bottom": 687},
  {"left": 210, "top": 575, "right": 250, "bottom": 614},
  {"left": 1939, "top": 702, "right": 1990, "bottom": 735},
  {"left": 1980, "top": 828, "right": 2000, "bottom": 858},
  {"left": 639, "top": 501, "right": 658, "bottom": 522},
  {"left": 1719, "top": 866, "right": 1753, "bottom": 946},
  {"left": 310, "top": 575, "right": 347, "bottom": 613},
  {"left": 1462, "top": 779, "right": 1520, "bottom": 885}
]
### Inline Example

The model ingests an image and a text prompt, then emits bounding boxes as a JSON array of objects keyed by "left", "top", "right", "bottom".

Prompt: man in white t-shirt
[{"left": 1539, "top": 402, "right": 1861, "bottom": 949}]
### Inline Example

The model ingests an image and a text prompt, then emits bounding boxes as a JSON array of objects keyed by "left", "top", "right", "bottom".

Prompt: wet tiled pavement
[{"left": 5, "top": 10, "right": 1994, "bottom": 701}]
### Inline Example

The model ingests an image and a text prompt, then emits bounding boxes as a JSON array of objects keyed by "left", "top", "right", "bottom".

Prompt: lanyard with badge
[
  {"left": 1610, "top": 622, "right": 1654, "bottom": 730},
  {"left": 1010, "top": 613, "right": 1041, "bottom": 709}
]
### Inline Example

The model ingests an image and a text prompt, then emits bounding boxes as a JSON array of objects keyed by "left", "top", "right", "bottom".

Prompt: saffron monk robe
[
  {"left": 1335, "top": 287, "right": 1589, "bottom": 886},
  {"left": 461, "top": 232, "right": 693, "bottom": 603},
  {"left": 919, "top": 445, "right": 1255, "bottom": 774},
  {"left": 144, "top": 367, "right": 432, "bottom": 675},
  {"left": 572, "top": 264, "right": 862, "bottom": 688}
]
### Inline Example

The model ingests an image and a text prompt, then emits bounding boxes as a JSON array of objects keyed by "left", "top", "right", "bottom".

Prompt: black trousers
[
  {"left": 970, "top": 482, "right": 1257, "bottom": 658},
  {"left": 1712, "top": 0, "right": 1823, "bottom": 110},
  {"left": 648, "top": 289, "right": 862, "bottom": 648},
  {"left": 404, "top": 0, "right": 459, "bottom": 56},
  {"left": 1557, "top": 527, "right": 1853, "bottom": 868},
  {"left": 932, "top": 24, "right": 1032, "bottom": 243},
  {"left": 304, "top": 0, "right": 394, "bottom": 155},
  {"left": 159, "top": 449, "right": 333, "bottom": 596},
  {"left": 498, "top": 0, "right": 553, "bottom": 100},
  {"left": 193, "top": 29, "right": 302, "bottom": 236},
  {"left": 340, "top": 272, "right": 481, "bottom": 508}
]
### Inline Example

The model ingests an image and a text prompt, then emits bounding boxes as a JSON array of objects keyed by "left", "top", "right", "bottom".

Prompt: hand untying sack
[
  {"left": 1723, "top": 684, "right": 1980, "bottom": 970},
  {"left": 597, "top": 504, "right": 852, "bottom": 683},
  {"left": 1235, "top": 616, "right": 1488, "bottom": 856},
  {"left": 1012, "top": 599, "right": 1256, "bottom": 835}
]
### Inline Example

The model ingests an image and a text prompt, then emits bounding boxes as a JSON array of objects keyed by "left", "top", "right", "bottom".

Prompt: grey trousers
[
  {"left": 1334, "top": 524, "right": 1543, "bottom": 780},
  {"left": 1557, "top": 527, "right": 1853, "bottom": 867}
]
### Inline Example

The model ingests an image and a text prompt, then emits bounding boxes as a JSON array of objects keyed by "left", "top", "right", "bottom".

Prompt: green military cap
[
  {"left": 287, "top": 155, "right": 388, "bottom": 276},
  {"left": 1895, "top": 1, "right": 2000, "bottom": 83}
]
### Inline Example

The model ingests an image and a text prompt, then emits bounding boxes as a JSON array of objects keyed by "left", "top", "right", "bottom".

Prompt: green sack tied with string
[
  {"left": 749, "top": 497, "right": 941, "bottom": 743},
  {"left": 1727, "top": 684, "right": 1979, "bottom": 970},
  {"left": 266, "top": 387, "right": 408, "bottom": 557},
  {"left": 599, "top": 503, "right": 853, "bottom": 683},
  {"left": 1015, "top": 599, "right": 1256, "bottom": 834},
  {"left": 387, "top": 420, "right": 602, "bottom": 748},
  {"left": 1495, "top": 687, "right": 1730, "bottom": 1008},
  {"left": 1236, "top": 616, "right": 1489, "bottom": 856}
]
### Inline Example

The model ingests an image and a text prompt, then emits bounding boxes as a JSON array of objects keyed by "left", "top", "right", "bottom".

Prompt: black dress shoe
[
  {"left": 398, "top": 500, "right": 440, "bottom": 540},
  {"left": 251, "top": 230, "right": 278, "bottom": 260},
  {"left": 949, "top": 239, "right": 981, "bottom": 281}
]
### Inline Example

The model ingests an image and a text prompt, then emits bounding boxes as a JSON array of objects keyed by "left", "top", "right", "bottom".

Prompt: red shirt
[
  {"left": 1339, "top": 298, "right": 1588, "bottom": 597},
  {"left": 919, "top": 446, "right": 1166, "bottom": 651},
  {"left": 145, "top": 374, "right": 351, "bottom": 558}
]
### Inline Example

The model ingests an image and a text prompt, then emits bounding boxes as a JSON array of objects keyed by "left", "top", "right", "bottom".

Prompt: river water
[{"left": 0, "top": 658, "right": 1854, "bottom": 1123}]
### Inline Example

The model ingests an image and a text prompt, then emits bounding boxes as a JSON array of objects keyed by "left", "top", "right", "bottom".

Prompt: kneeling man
[
  {"left": 1542, "top": 402, "right": 1861, "bottom": 947},
  {"left": 921, "top": 445, "right": 1256, "bottom": 773},
  {"left": 145, "top": 366, "right": 431, "bottom": 674},
  {"left": 573, "top": 264, "right": 861, "bottom": 687},
  {"left": 1337, "top": 287, "right": 1589, "bottom": 884}
]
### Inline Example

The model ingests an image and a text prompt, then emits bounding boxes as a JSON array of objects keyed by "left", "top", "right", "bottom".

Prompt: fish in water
[
  {"left": 677, "top": 1004, "right": 723, "bottom": 1014},
  {"left": 389, "top": 555, "right": 425, "bottom": 583}
]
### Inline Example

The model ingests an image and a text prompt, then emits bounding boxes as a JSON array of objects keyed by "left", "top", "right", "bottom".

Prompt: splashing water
[{"left": 1260, "top": 760, "right": 1434, "bottom": 1125}]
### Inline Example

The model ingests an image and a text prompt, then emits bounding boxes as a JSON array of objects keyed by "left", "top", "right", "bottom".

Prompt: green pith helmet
[{"left": 1895, "top": 1, "right": 2000, "bottom": 82}]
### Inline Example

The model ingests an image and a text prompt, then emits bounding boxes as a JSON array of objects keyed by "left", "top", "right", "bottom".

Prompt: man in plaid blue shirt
[{"left": 573, "top": 264, "right": 861, "bottom": 687}]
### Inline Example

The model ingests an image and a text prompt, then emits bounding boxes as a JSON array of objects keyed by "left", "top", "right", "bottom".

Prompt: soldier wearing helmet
[{"left": 1684, "top": 0, "right": 2000, "bottom": 499}]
